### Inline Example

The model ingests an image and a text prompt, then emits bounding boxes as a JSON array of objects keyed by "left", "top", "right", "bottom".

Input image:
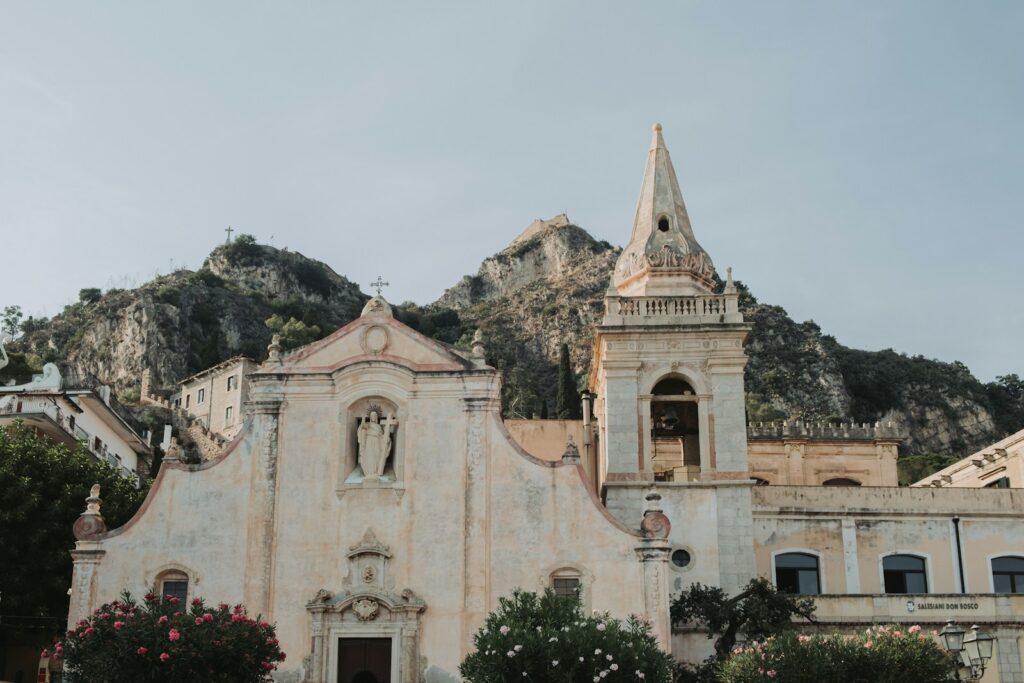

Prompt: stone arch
[
  {"left": 639, "top": 366, "right": 711, "bottom": 397},
  {"left": 642, "top": 370, "right": 707, "bottom": 480}
]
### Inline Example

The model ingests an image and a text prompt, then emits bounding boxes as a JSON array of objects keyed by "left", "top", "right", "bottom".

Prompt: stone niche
[
  {"left": 341, "top": 396, "right": 404, "bottom": 486},
  {"left": 304, "top": 529, "right": 425, "bottom": 683}
]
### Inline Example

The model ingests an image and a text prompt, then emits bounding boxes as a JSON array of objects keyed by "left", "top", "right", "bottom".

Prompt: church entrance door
[{"left": 337, "top": 637, "right": 392, "bottom": 683}]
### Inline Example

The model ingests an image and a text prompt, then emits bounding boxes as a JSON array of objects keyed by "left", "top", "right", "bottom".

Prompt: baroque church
[{"left": 67, "top": 125, "right": 1024, "bottom": 683}]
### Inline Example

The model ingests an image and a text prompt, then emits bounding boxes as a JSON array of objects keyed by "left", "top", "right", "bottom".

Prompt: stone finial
[
  {"left": 471, "top": 329, "right": 485, "bottom": 359},
  {"left": 561, "top": 434, "right": 581, "bottom": 464},
  {"left": 267, "top": 334, "right": 283, "bottom": 365},
  {"left": 163, "top": 436, "right": 184, "bottom": 463},
  {"left": 724, "top": 266, "right": 737, "bottom": 294},
  {"left": 360, "top": 296, "right": 393, "bottom": 319},
  {"left": 73, "top": 484, "right": 107, "bottom": 541},
  {"left": 640, "top": 486, "right": 671, "bottom": 539}
]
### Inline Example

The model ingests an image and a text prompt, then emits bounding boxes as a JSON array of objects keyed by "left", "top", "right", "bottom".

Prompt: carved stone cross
[
  {"left": 225, "top": 226, "right": 234, "bottom": 244},
  {"left": 370, "top": 275, "right": 389, "bottom": 296}
]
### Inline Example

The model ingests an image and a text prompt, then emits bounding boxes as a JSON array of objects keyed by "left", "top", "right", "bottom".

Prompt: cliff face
[
  {"left": 8, "top": 226, "right": 1021, "bottom": 456},
  {"left": 13, "top": 242, "right": 366, "bottom": 392}
]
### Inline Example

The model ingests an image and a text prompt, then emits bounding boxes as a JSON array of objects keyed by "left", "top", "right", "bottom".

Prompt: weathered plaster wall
[{"left": 748, "top": 438, "right": 898, "bottom": 486}]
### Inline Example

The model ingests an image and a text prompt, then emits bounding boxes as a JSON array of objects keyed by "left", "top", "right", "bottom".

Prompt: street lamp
[{"left": 941, "top": 621, "right": 995, "bottom": 682}]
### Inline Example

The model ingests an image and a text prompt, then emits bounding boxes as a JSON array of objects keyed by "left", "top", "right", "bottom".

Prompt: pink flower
[
  {"left": 160, "top": 652, "right": 170, "bottom": 662},
  {"left": 158, "top": 616, "right": 169, "bottom": 624},
  {"left": 259, "top": 621, "right": 270, "bottom": 629},
  {"left": 266, "top": 638, "right": 279, "bottom": 646},
  {"left": 40, "top": 649, "right": 50, "bottom": 658},
  {"left": 166, "top": 596, "right": 179, "bottom": 605},
  {"left": 909, "top": 625, "right": 921, "bottom": 634},
  {"left": 278, "top": 652, "right": 287, "bottom": 661},
  {"left": 768, "top": 672, "right": 777, "bottom": 679},
  {"left": 864, "top": 640, "right": 874, "bottom": 649},
  {"left": 168, "top": 628, "right": 181, "bottom": 642},
  {"left": 83, "top": 627, "right": 95, "bottom": 638},
  {"left": 195, "top": 618, "right": 204, "bottom": 625},
  {"left": 136, "top": 647, "right": 148, "bottom": 655},
  {"left": 203, "top": 613, "right": 214, "bottom": 622},
  {"left": 144, "top": 592, "right": 157, "bottom": 602},
  {"left": 218, "top": 602, "right": 229, "bottom": 610},
  {"left": 192, "top": 597, "right": 203, "bottom": 606},
  {"left": 114, "top": 621, "right": 125, "bottom": 630},
  {"left": 262, "top": 662, "right": 276, "bottom": 671}
]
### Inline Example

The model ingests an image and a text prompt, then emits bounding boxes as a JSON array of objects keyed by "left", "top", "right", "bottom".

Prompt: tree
[
  {"left": 459, "top": 588, "right": 676, "bottom": 683},
  {"left": 716, "top": 626, "right": 952, "bottom": 683},
  {"left": 78, "top": 288, "right": 103, "bottom": 304},
  {"left": 555, "top": 343, "right": 582, "bottom": 419},
  {"left": 1, "top": 305, "right": 22, "bottom": 338},
  {"left": 264, "top": 314, "right": 321, "bottom": 351},
  {"left": 56, "top": 593, "right": 285, "bottom": 682},
  {"left": 0, "top": 423, "right": 148, "bottom": 649},
  {"left": 671, "top": 578, "right": 816, "bottom": 663}
]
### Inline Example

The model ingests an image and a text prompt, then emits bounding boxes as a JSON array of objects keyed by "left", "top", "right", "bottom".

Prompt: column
[
  {"left": 243, "top": 398, "right": 283, "bottom": 618},
  {"left": 635, "top": 540, "right": 672, "bottom": 648},
  {"left": 68, "top": 547, "right": 106, "bottom": 628},
  {"left": 841, "top": 518, "right": 861, "bottom": 593},
  {"left": 697, "top": 397, "right": 711, "bottom": 474},
  {"left": 640, "top": 396, "right": 653, "bottom": 473}
]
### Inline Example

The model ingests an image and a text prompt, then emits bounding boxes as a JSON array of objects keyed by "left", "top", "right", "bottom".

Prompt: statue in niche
[{"left": 356, "top": 410, "right": 397, "bottom": 479}]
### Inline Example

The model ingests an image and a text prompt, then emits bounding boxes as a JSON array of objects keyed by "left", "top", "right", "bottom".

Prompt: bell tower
[{"left": 590, "top": 124, "right": 755, "bottom": 591}]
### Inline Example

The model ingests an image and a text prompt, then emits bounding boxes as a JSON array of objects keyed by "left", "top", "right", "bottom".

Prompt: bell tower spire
[{"left": 614, "top": 123, "right": 716, "bottom": 296}]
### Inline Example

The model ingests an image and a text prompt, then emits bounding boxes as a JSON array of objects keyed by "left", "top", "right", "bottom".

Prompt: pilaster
[
  {"left": 635, "top": 540, "right": 672, "bottom": 648},
  {"left": 244, "top": 397, "right": 283, "bottom": 618}
]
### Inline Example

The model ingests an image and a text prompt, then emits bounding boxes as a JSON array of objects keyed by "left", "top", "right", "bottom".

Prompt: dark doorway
[{"left": 338, "top": 638, "right": 391, "bottom": 683}]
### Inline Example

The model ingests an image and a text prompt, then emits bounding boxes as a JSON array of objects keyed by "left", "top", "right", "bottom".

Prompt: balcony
[{"left": 601, "top": 292, "right": 743, "bottom": 326}]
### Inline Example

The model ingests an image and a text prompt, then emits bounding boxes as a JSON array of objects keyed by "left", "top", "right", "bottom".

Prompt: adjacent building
[{"left": 0, "top": 365, "right": 151, "bottom": 482}]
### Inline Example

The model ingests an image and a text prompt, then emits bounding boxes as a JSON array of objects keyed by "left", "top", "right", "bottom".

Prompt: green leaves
[{"left": 459, "top": 588, "right": 676, "bottom": 683}]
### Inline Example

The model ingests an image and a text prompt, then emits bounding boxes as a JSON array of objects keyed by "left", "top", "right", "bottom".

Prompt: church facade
[{"left": 68, "top": 126, "right": 1024, "bottom": 682}]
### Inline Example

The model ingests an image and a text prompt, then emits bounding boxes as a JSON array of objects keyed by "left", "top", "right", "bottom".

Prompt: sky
[{"left": 1, "top": 1, "right": 1021, "bottom": 381}]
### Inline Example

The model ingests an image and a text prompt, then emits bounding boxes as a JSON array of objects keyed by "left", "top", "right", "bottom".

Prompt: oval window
[{"left": 671, "top": 549, "right": 691, "bottom": 568}]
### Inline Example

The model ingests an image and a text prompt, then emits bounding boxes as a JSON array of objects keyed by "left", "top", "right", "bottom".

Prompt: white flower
[
  {"left": 594, "top": 678, "right": 601, "bottom": 682},
  {"left": 636, "top": 673, "right": 645, "bottom": 680},
  {"left": 611, "top": 664, "right": 619, "bottom": 671},
  {"left": 552, "top": 660, "right": 559, "bottom": 666},
  {"left": 563, "top": 626, "right": 571, "bottom": 632},
  {"left": 514, "top": 645, "right": 523, "bottom": 652},
  {"left": 507, "top": 651, "right": 515, "bottom": 657},
  {"left": 595, "top": 649, "right": 602, "bottom": 655},
  {"left": 606, "top": 654, "right": 613, "bottom": 661},
  {"left": 536, "top": 626, "right": 542, "bottom": 632},
  {"left": 596, "top": 623, "right": 606, "bottom": 631},
  {"left": 600, "top": 671, "right": 608, "bottom": 678},
  {"left": 500, "top": 625, "right": 510, "bottom": 635},
  {"left": 579, "top": 657, "right": 585, "bottom": 662}
]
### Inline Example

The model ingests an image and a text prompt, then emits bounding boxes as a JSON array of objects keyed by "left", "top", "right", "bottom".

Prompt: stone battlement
[{"left": 747, "top": 420, "right": 903, "bottom": 441}]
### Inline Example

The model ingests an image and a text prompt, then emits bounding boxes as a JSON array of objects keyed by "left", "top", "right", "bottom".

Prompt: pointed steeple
[{"left": 613, "top": 124, "right": 716, "bottom": 296}]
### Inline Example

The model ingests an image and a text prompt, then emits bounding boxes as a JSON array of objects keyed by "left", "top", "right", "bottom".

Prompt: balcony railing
[
  {"left": 747, "top": 420, "right": 904, "bottom": 441},
  {"left": 602, "top": 292, "right": 743, "bottom": 325}
]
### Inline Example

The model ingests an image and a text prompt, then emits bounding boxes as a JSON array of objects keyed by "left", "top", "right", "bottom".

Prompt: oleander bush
[
  {"left": 715, "top": 625, "right": 953, "bottom": 683},
  {"left": 53, "top": 592, "right": 285, "bottom": 683},
  {"left": 460, "top": 588, "right": 676, "bottom": 683}
]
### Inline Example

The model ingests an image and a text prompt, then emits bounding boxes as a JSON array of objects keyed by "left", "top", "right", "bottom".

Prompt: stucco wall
[{"left": 748, "top": 438, "right": 898, "bottom": 486}]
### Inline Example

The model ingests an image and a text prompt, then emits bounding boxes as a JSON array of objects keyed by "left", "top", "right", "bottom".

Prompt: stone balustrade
[
  {"left": 602, "top": 291, "right": 743, "bottom": 325},
  {"left": 747, "top": 420, "right": 904, "bottom": 441}
]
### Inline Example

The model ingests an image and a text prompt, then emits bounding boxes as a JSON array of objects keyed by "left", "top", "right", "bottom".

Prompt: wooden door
[{"left": 337, "top": 637, "right": 391, "bottom": 683}]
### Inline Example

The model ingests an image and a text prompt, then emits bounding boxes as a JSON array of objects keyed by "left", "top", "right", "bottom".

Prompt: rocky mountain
[
  {"left": 5, "top": 223, "right": 1021, "bottom": 457},
  {"left": 10, "top": 237, "right": 366, "bottom": 393}
]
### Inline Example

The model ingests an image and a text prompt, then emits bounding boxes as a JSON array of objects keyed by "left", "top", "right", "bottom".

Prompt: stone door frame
[
  {"left": 306, "top": 590, "right": 426, "bottom": 683},
  {"left": 328, "top": 627, "right": 399, "bottom": 683}
]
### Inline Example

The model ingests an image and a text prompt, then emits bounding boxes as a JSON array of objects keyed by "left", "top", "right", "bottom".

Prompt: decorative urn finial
[
  {"left": 640, "top": 486, "right": 671, "bottom": 539},
  {"left": 73, "top": 484, "right": 107, "bottom": 541},
  {"left": 267, "top": 334, "right": 283, "bottom": 365},
  {"left": 471, "top": 329, "right": 485, "bottom": 359}
]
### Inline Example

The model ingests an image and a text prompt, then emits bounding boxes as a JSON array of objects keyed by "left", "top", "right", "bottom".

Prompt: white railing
[{"left": 603, "top": 292, "right": 742, "bottom": 325}]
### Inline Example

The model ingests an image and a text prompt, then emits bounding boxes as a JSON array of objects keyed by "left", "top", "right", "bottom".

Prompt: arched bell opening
[{"left": 650, "top": 377, "right": 700, "bottom": 481}]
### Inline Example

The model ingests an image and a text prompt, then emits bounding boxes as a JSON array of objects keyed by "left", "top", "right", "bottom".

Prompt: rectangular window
[
  {"left": 227, "top": 375, "right": 237, "bottom": 391},
  {"left": 552, "top": 577, "right": 581, "bottom": 597},
  {"left": 185, "top": 394, "right": 190, "bottom": 409},
  {"left": 985, "top": 477, "right": 1010, "bottom": 489},
  {"left": 774, "top": 553, "right": 821, "bottom": 595},
  {"left": 173, "top": 398, "right": 181, "bottom": 408},
  {"left": 197, "top": 388, "right": 205, "bottom": 404},
  {"left": 225, "top": 406, "right": 233, "bottom": 425}
]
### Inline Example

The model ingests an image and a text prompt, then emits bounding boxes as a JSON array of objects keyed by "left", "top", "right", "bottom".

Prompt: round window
[
  {"left": 657, "top": 217, "right": 670, "bottom": 232},
  {"left": 671, "top": 549, "right": 691, "bottom": 568}
]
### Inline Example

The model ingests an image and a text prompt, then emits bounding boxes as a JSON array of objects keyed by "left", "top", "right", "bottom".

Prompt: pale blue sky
[{"left": 1, "top": 2, "right": 1021, "bottom": 381}]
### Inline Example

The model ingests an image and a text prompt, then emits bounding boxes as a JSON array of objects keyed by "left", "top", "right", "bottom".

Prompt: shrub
[
  {"left": 79, "top": 288, "right": 102, "bottom": 304},
  {"left": 291, "top": 259, "right": 333, "bottom": 297},
  {"left": 154, "top": 286, "right": 181, "bottom": 307},
  {"left": 716, "top": 626, "right": 953, "bottom": 683},
  {"left": 54, "top": 592, "right": 285, "bottom": 682},
  {"left": 221, "top": 234, "right": 262, "bottom": 264},
  {"left": 459, "top": 588, "right": 676, "bottom": 683},
  {"left": 190, "top": 268, "right": 226, "bottom": 288}
]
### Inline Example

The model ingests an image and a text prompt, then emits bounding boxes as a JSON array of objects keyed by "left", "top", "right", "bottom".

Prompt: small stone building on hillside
[{"left": 68, "top": 126, "right": 1024, "bottom": 683}]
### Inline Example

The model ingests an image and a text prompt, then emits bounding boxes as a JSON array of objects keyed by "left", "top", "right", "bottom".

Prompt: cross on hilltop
[{"left": 370, "top": 276, "right": 389, "bottom": 296}]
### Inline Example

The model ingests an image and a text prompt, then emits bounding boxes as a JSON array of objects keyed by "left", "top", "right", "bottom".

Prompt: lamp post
[{"left": 941, "top": 620, "right": 995, "bottom": 681}]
